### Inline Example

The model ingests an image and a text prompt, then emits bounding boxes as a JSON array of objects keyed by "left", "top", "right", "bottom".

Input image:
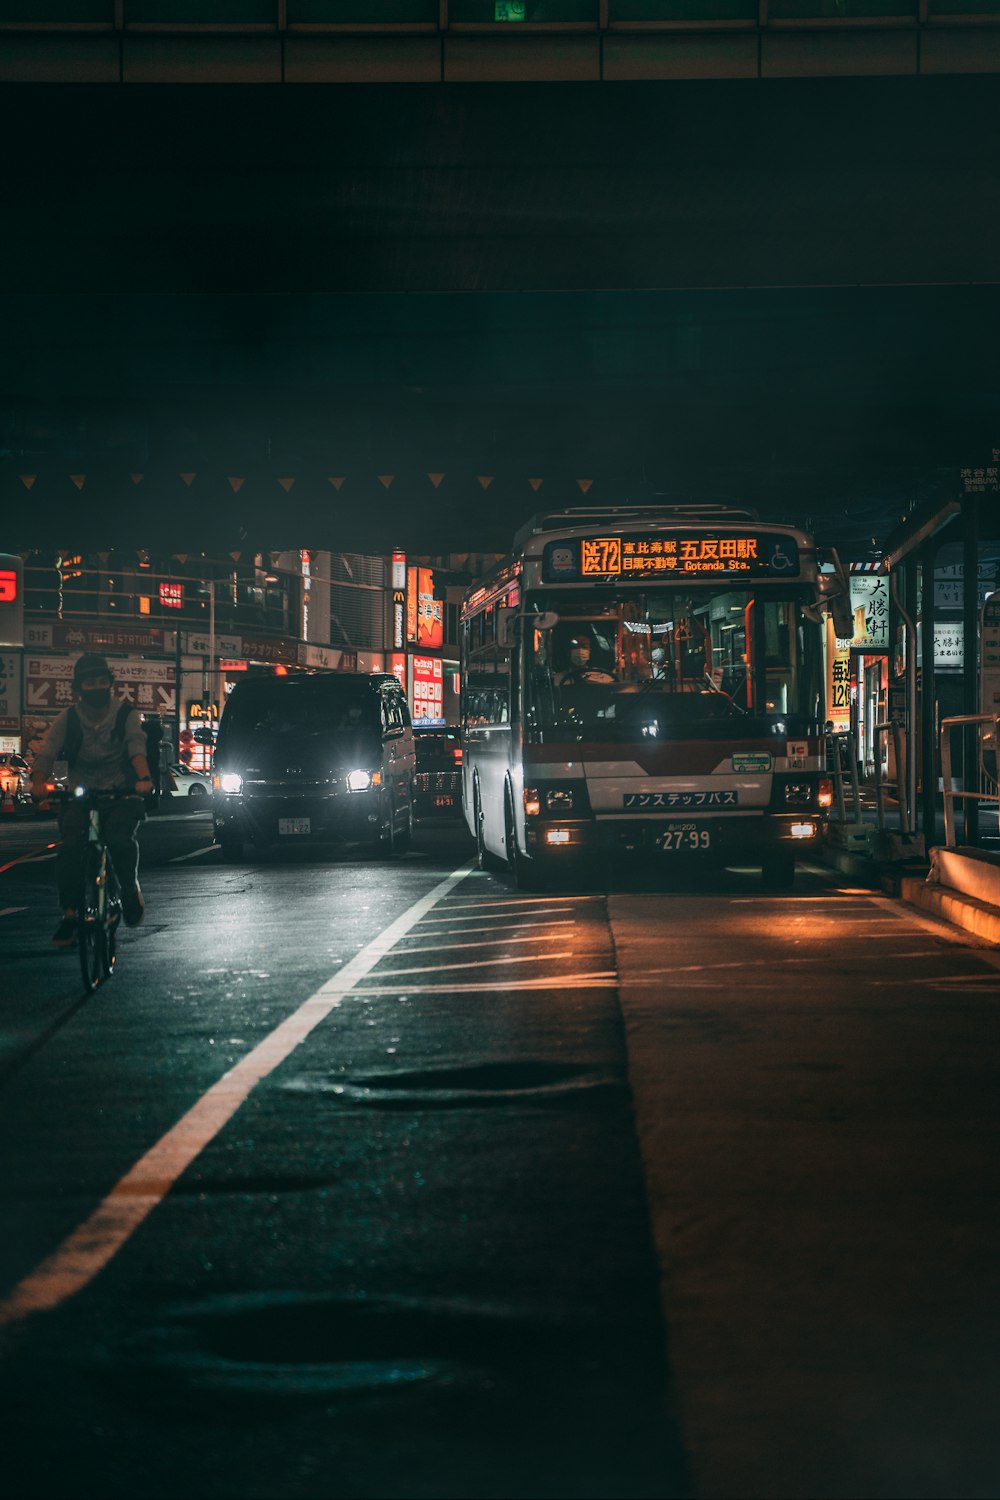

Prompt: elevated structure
[{"left": 2, "top": 4, "right": 999, "bottom": 84}]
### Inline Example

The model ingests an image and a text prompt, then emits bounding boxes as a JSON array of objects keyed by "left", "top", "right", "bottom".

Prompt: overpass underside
[{"left": 3, "top": 4, "right": 1000, "bottom": 85}]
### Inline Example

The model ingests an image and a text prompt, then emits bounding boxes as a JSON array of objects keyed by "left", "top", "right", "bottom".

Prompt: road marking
[
  {"left": 394, "top": 932, "right": 568, "bottom": 954},
  {"left": 169, "top": 844, "right": 218, "bottom": 864},
  {"left": 0, "top": 858, "right": 477, "bottom": 1330},
  {"left": 0, "top": 844, "right": 57, "bottom": 875},
  {"left": 416, "top": 906, "right": 575, "bottom": 926},
  {"left": 443, "top": 895, "right": 601, "bottom": 910},
  {"left": 321, "top": 970, "right": 619, "bottom": 996},
  {"left": 399, "top": 919, "right": 577, "bottom": 938},
  {"left": 0, "top": 906, "right": 26, "bottom": 918},
  {"left": 365, "top": 950, "right": 574, "bottom": 979}
]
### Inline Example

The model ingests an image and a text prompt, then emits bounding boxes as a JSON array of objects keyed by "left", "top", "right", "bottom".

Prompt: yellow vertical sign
[{"left": 825, "top": 617, "right": 851, "bottom": 729}]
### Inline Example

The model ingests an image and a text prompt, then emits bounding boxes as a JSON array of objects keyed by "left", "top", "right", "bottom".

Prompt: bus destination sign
[{"left": 543, "top": 533, "right": 800, "bottom": 583}]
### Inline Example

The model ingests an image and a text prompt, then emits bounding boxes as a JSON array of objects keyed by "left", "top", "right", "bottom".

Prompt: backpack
[{"left": 63, "top": 701, "right": 134, "bottom": 770}]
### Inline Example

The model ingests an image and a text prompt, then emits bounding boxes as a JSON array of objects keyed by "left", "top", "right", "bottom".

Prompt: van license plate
[
  {"left": 657, "top": 826, "right": 711, "bottom": 852},
  {"left": 278, "top": 817, "right": 311, "bottom": 835}
]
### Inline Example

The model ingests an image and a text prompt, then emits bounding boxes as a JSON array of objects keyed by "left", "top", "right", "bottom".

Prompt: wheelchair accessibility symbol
[{"left": 767, "top": 542, "right": 794, "bottom": 572}]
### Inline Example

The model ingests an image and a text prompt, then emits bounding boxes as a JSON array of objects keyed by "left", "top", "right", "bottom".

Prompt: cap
[{"left": 72, "top": 652, "right": 114, "bottom": 687}]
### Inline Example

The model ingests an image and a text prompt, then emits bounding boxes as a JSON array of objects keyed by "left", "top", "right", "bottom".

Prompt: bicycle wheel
[
  {"left": 103, "top": 858, "right": 121, "bottom": 980},
  {"left": 78, "top": 846, "right": 106, "bottom": 994}
]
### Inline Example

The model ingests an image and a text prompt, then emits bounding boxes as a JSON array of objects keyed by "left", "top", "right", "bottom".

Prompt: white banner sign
[
  {"left": 0, "top": 652, "right": 22, "bottom": 730},
  {"left": 25, "top": 655, "right": 176, "bottom": 713},
  {"left": 848, "top": 576, "right": 889, "bottom": 648}
]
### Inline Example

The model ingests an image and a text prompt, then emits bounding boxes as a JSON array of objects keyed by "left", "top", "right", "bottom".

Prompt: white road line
[
  {"left": 417, "top": 907, "right": 575, "bottom": 927},
  {"left": 0, "top": 906, "right": 26, "bottom": 917},
  {"left": 319, "top": 970, "right": 619, "bottom": 996},
  {"left": 363, "top": 950, "right": 574, "bottom": 979},
  {"left": 393, "top": 932, "right": 567, "bottom": 954},
  {"left": 0, "top": 858, "right": 477, "bottom": 1329},
  {"left": 442, "top": 896, "right": 601, "bottom": 910},
  {"left": 399, "top": 919, "right": 577, "bottom": 938},
  {"left": 168, "top": 845, "right": 218, "bottom": 864}
]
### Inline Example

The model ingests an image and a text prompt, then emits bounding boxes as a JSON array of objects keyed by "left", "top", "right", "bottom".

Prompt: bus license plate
[
  {"left": 278, "top": 817, "right": 311, "bottom": 835},
  {"left": 658, "top": 825, "right": 711, "bottom": 852}
]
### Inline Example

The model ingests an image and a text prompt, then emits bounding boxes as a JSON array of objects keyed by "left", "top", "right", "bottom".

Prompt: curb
[{"left": 899, "top": 877, "right": 1000, "bottom": 946}]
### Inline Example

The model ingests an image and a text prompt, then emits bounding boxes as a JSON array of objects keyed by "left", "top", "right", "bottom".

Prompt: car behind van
[{"left": 212, "top": 672, "right": 415, "bottom": 860}]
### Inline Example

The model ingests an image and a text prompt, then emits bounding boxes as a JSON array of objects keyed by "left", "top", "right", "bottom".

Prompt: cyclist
[{"left": 30, "top": 653, "right": 154, "bottom": 949}]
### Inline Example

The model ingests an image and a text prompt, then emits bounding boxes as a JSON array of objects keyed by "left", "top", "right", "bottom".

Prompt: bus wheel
[
  {"left": 505, "top": 788, "right": 541, "bottom": 891},
  {"left": 761, "top": 848, "right": 795, "bottom": 890}
]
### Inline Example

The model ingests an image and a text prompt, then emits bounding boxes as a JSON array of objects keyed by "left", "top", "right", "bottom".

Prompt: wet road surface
[{"left": 1, "top": 807, "right": 998, "bottom": 1498}]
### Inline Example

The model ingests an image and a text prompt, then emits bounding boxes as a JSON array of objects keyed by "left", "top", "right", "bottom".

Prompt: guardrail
[{"left": 940, "top": 715, "right": 1000, "bottom": 849}]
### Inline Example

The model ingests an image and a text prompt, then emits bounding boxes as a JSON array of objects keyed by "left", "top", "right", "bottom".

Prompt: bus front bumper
[{"left": 523, "top": 815, "right": 827, "bottom": 861}]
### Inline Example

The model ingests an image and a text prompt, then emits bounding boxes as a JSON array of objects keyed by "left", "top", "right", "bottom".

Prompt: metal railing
[
  {"left": 940, "top": 715, "right": 1000, "bottom": 849},
  {"left": 873, "top": 720, "right": 910, "bottom": 836},
  {"left": 827, "top": 730, "right": 861, "bottom": 825}
]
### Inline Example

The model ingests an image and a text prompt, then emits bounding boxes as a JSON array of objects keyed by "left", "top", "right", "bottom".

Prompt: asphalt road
[{"left": 1, "top": 805, "right": 998, "bottom": 1500}]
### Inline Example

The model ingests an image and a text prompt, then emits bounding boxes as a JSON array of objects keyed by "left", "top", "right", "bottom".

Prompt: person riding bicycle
[{"left": 30, "top": 653, "right": 153, "bottom": 949}]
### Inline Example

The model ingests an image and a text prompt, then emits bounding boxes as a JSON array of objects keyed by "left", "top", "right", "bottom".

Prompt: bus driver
[{"left": 557, "top": 635, "right": 615, "bottom": 687}]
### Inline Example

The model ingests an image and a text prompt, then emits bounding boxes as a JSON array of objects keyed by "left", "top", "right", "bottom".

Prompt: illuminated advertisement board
[
  {"left": 543, "top": 533, "right": 801, "bottom": 583},
  {"left": 0, "top": 553, "right": 24, "bottom": 648},
  {"left": 416, "top": 567, "right": 444, "bottom": 648},
  {"left": 411, "top": 654, "right": 444, "bottom": 727}
]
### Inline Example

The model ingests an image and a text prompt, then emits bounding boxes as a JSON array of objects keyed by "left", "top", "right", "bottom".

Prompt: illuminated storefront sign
[
  {"left": 543, "top": 533, "right": 800, "bottom": 582},
  {"left": 411, "top": 654, "right": 444, "bottom": 727},
  {"left": 391, "top": 549, "right": 407, "bottom": 592},
  {"left": 416, "top": 567, "right": 443, "bottom": 648},
  {"left": 159, "top": 581, "right": 183, "bottom": 609},
  {"left": 390, "top": 652, "right": 406, "bottom": 689},
  {"left": 848, "top": 574, "right": 889, "bottom": 648},
  {"left": 0, "top": 553, "right": 24, "bottom": 647}
]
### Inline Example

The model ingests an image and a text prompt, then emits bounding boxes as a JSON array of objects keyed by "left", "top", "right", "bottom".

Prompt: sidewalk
[{"left": 611, "top": 892, "right": 1000, "bottom": 1499}]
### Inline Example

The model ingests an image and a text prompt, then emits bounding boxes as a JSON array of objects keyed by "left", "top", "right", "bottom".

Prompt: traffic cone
[{"left": 1, "top": 790, "right": 14, "bottom": 815}]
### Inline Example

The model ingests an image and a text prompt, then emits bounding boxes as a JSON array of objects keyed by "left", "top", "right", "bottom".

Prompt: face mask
[{"left": 80, "top": 688, "right": 111, "bottom": 712}]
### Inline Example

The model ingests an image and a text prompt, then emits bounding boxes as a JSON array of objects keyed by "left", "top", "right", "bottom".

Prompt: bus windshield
[{"left": 524, "top": 585, "right": 823, "bottom": 742}]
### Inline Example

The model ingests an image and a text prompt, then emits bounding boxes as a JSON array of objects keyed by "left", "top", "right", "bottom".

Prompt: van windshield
[{"left": 222, "top": 682, "right": 379, "bottom": 744}]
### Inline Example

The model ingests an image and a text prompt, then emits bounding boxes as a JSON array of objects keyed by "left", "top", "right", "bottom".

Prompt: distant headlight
[
  {"left": 217, "top": 772, "right": 243, "bottom": 795},
  {"left": 347, "top": 769, "right": 382, "bottom": 792}
]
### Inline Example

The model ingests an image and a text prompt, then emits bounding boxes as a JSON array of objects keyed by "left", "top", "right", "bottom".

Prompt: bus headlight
[{"left": 217, "top": 772, "right": 243, "bottom": 795}]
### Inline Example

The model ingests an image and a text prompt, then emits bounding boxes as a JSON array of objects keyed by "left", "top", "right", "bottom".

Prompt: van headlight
[
  {"left": 347, "top": 769, "right": 382, "bottom": 792},
  {"left": 217, "top": 772, "right": 243, "bottom": 795}
]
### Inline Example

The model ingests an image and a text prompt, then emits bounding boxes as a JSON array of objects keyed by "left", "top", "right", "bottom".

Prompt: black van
[{"left": 212, "top": 673, "right": 416, "bottom": 860}]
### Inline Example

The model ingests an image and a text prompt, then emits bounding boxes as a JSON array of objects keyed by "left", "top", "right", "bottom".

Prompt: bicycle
[{"left": 74, "top": 789, "right": 132, "bottom": 994}]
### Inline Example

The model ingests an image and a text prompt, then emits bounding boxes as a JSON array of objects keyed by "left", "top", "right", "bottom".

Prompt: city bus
[{"left": 461, "top": 505, "right": 850, "bottom": 889}]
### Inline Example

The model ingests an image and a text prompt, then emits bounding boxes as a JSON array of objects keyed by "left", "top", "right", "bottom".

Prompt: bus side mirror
[{"left": 497, "top": 607, "right": 519, "bottom": 647}]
